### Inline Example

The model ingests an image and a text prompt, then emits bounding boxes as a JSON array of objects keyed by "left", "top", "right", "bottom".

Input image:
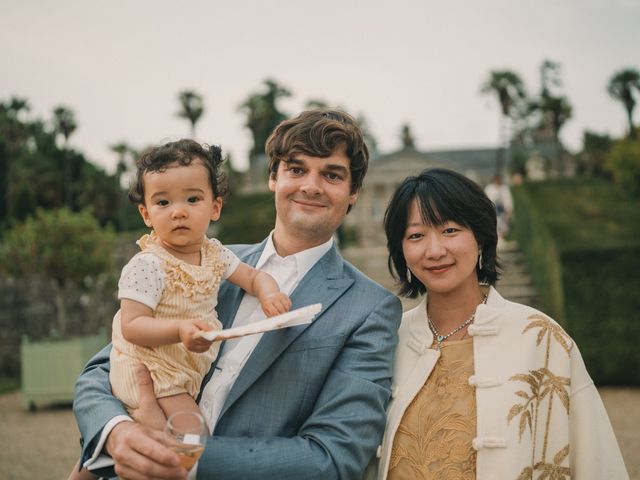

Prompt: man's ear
[
  {"left": 268, "top": 174, "right": 277, "bottom": 193},
  {"left": 138, "top": 204, "right": 153, "bottom": 228},
  {"left": 348, "top": 190, "right": 359, "bottom": 206}
]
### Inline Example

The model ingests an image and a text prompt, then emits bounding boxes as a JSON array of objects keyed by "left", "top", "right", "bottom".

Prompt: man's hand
[
  {"left": 105, "top": 364, "right": 187, "bottom": 479},
  {"left": 178, "top": 318, "right": 216, "bottom": 352},
  {"left": 260, "top": 292, "right": 292, "bottom": 317},
  {"left": 106, "top": 421, "right": 187, "bottom": 480}
]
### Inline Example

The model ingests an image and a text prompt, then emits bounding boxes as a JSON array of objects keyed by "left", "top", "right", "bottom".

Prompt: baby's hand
[
  {"left": 178, "top": 319, "right": 216, "bottom": 352},
  {"left": 260, "top": 292, "right": 292, "bottom": 317}
]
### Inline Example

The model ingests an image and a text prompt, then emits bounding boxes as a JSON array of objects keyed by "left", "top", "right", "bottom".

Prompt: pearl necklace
[{"left": 427, "top": 295, "right": 487, "bottom": 349}]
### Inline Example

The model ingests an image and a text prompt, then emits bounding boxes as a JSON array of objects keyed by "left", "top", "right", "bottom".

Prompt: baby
[{"left": 69, "top": 139, "right": 290, "bottom": 479}]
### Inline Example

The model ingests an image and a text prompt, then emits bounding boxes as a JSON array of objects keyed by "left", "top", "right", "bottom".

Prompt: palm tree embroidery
[{"left": 508, "top": 313, "right": 573, "bottom": 479}]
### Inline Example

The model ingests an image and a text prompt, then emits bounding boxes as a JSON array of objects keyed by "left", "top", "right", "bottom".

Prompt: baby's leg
[
  {"left": 158, "top": 392, "right": 201, "bottom": 420},
  {"left": 67, "top": 459, "right": 99, "bottom": 480}
]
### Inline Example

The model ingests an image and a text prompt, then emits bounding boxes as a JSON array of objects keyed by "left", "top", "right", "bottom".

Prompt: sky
[{"left": 1, "top": 0, "right": 638, "bottom": 173}]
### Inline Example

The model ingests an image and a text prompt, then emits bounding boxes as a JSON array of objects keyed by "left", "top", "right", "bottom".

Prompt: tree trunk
[
  {"left": 54, "top": 282, "right": 68, "bottom": 337},
  {"left": 627, "top": 107, "right": 636, "bottom": 139}
]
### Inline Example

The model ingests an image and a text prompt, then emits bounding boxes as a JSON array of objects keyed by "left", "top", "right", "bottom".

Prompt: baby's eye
[
  {"left": 157, "top": 199, "right": 169, "bottom": 206},
  {"left": 187, "top": 196, "right": 200, "bottom": 203}
]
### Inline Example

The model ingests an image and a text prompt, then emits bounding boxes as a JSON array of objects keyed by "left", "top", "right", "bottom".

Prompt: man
[{"left": 73, "top": 109, "right": 401, "bottom": 479}]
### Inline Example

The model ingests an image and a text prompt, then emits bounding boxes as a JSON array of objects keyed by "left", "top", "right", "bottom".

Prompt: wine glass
[{"left": 164, "top": 411, "right": 207, "bottom": 471}]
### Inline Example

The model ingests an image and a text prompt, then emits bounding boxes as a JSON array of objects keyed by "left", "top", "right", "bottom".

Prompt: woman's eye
[
  {"left": 407, "top": 233, "right": 423, "bottom": 240},
  {"left": 443, "top": 227, "right": 458, "bottom": 235}
]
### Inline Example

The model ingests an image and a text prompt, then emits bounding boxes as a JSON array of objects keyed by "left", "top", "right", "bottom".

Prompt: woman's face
[{"left": 402, "top": 199, "right": 480, "bottom": 296}]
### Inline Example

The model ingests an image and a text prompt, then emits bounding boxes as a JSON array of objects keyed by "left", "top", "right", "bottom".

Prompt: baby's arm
[
  {"left": 227, "top": 263, "right": 292, "bottom": 316},
  {"left": 120, "top": 299, "right": 214, "bottom": 353}
]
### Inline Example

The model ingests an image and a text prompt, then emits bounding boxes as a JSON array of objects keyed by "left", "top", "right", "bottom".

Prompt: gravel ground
[{"left": 0, "top": 388, "right": 638, "bottom": 479}]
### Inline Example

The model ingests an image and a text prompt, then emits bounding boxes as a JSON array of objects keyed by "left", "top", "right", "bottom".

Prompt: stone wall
[{"left": 0, "top": 239, "right": 138, "bottom": 378}]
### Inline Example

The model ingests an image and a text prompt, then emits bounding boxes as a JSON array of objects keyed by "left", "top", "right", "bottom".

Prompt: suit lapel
[
  {"left": 197, "top": 240, "right": 266, "bottom": 400},
  {"left": 217, "top": 244, "right": 354, "bottom": 420}
]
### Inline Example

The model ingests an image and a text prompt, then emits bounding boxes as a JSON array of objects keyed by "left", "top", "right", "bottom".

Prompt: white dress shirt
[{"left": 198, "top": 233, "right": 333, "bottom": 433}]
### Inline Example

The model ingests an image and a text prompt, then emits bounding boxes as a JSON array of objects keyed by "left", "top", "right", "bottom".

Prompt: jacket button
[
  {"left": 392, "top": 386, "right": 400, "bottom": 398},
  {"left": 376, "top": 445, "right": 382, "bottom": 458}
]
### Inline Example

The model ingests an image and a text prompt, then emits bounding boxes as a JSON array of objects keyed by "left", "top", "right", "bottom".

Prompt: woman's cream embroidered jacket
[{"left": 368, "top": 287, "right": 628, "bottom": 480}]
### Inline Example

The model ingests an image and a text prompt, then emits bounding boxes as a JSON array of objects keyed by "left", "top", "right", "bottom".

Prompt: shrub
[
  {"left": 513, "top": 179, "right": 640, "bottom": 385},
  {"left": 0, "top": 208, "right": 117, "bottom": 336},
  {"left": 607, "top": 137, "right": 640, "bottom": 196}
]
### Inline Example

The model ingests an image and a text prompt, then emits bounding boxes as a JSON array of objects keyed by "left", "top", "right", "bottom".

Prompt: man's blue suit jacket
[{"left": 73, "top": 239, "right": 401, "bottom": 479}]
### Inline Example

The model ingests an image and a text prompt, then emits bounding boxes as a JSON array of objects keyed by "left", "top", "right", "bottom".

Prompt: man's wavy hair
[
  {"left": 265, "top": 109, "right": 369, "bottom": 197},
  {"left": 128, "top": 139, "right": 228, "bottom": 205}
]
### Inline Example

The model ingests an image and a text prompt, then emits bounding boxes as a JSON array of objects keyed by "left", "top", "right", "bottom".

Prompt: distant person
[
  {"left": 69, "top": 139, "right": 291, "bottom": 480},
  {"left": 72, "top": 109, "right": 402, "bottom": 479},
  {"left": 367, "top": 168, "right": 628, "bottom": 479},
  {"left": 484, "top": 173, "right": 513, "bottom": 239}
]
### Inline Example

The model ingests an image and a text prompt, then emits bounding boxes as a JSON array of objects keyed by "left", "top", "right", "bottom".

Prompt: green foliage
[
  {"left": 513, "top": 179, "right": 640, "bottom": 385},
  {"left": 216, "top": 191, "right": 275, "bottom": 244},
  {"left": 579, "top": 130, "right": 613, "bottom": 177},
  {"left": 512, "top": 186, "right": 565, "bottom": 322},
  {"left": 0, "top": 96, "right": 124, "bottom": 229},
  {"left": 239, "top": 79, "right": 291, "bottom": 161},
  {"left": 607, "top": 68, "right": 640, "bottom": 138},
  {"left": 562, "top": 247, "right": 640, "bottom": 384},
  {"left": 607, "top": 136, "right": 640, "bottom": 196},
  {"left": 0, "top": 208, "right": 116, "bottom": 288},
  {"left": 0, "top": 377, "right": 20, "bottom": 394}
]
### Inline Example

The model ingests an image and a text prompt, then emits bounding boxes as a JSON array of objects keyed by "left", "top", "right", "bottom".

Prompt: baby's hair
[{"left": 129, "top": 139, "right": 228, "bottom": 205}]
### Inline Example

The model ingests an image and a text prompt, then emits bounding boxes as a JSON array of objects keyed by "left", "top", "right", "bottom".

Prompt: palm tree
[
  {"left": 481, "top": 70, "right": 527, "bottom": 174},
  {"left": 608, "top": 68, "right": 640, "bottom": 138},
  {"left": 538, "top": 94, "right": 573, "bottom": 172},
  {"left": 1, "top": 97, "right": 30, "bottom": 222},
  {"left": 239, "top": 79, "right": 291, "bottom": 168},
  {"left": 177, "top": 90, "right": 204, "bottom": 136},
  {"left": 110, "top": 141, "right": 135, "bottom": 230},
  {"left": 52, "top": 106, "right": 77, "bottom": 208}
]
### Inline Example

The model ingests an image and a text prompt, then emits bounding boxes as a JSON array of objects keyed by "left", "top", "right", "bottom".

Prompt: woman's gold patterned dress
[{"left": 389, "top": 338, "right": 476, "bottom": 480}]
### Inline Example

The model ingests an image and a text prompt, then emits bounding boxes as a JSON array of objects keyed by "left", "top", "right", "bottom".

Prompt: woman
[{"left": 371, "top": 169, "right": 627, "bottom": 479}]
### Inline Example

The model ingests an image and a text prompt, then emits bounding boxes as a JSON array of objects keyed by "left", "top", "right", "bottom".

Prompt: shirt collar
[{"left": 256, "top": 231, "right": 334, "bottom": 279}]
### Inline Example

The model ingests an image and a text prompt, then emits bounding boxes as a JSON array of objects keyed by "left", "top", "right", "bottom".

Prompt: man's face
[{"left": 268, "top": 147, "right": 358, "bottom": 253}]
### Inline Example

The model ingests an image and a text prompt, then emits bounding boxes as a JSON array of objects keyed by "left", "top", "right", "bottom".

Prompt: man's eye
[
  {"left": 325, "top": 172, "right": 342, "bottom": 181},
  {"left": 288, "top": 167, "right": 304, "bottom": 175}
]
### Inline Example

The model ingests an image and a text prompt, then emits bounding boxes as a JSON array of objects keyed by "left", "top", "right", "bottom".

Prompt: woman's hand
[{"left": 178, "top": 319, "right": 216, "bottom": 352}]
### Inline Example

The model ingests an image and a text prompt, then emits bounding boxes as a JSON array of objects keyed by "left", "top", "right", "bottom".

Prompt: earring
[
  {"left": 478, "top": 251, "right": 483, "bottom": 270},
  {"left": 407, "top": 268, "right": 412, "bottom": 282}
]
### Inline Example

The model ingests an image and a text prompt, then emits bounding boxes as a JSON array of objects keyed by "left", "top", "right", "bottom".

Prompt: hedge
[{"left": 512, "top": 179, "right": 640, "bottom": 385}]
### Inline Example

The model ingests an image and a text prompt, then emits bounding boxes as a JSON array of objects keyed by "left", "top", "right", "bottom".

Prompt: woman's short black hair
[
  {"left": 129, "top": 139, "right": 227, "bottom": 205},
  {"left": 384, "top": 168, "right": 500, "bottom": 298}
]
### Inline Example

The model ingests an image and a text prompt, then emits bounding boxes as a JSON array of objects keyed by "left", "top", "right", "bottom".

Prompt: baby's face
[{"left": 138, "top": 160, "right": 221, "bottom": 254}]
